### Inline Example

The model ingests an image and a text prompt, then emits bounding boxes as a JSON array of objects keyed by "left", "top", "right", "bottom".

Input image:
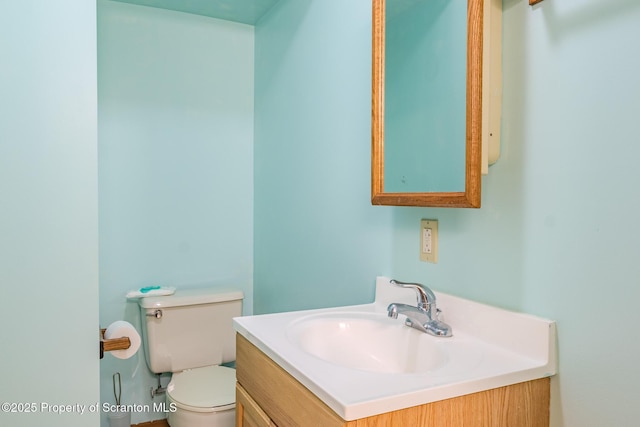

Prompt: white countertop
[{"left": 233, "top": 277, "right": 557, "bottom": 421}]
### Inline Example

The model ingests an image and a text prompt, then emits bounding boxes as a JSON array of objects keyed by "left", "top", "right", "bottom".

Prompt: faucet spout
[
  {"left": 387, "top": 279, "right": 452, "bottom": 337},
  {"left": 389, "top": 279, "right": 436, "bottom": 314}
]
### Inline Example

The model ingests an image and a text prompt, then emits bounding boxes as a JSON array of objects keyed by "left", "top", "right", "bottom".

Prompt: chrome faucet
[{"left": 387, "top": 279, "right": 452, "bottom": 337}]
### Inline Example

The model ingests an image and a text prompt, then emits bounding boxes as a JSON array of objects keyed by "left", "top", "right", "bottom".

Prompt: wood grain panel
[
  {"left": 236, "top": 335, "right": 345, "bottom": 427},
  {"left": 132, "top": 419, "right": 169, "bottom": 427},
  {"left": 351, "top": 378, "right": 549, "bottom": 427},
  {"left": 237, "top": 383, "right": 278, "bottom": 427}
]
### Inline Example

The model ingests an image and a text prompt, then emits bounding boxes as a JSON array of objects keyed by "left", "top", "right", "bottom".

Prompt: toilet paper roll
[{"left": 104, "top": 320, "right": 141, "bottom": 360}]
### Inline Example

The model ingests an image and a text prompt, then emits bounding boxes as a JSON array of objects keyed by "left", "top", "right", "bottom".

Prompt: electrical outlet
[{"left": 420, "top": 219, "right": 438, "bottom": 263}]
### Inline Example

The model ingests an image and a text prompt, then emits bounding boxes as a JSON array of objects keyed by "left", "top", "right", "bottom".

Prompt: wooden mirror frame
[{"left": 371, "top": 0, "right": 483, "bottom": 208}]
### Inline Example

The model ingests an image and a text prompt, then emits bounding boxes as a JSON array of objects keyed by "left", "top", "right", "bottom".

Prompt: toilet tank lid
[{"left": 138, "top": 287, "right": 244, "bottom": 309}]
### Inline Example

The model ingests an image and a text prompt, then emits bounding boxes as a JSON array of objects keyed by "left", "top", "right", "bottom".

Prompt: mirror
[{"left": 372, "top": 0, "right": 483, "bottom": 208}]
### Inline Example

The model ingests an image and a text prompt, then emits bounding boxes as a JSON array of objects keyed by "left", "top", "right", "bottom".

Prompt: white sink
[
  {"left": 287, "top": 312, "right": 449, "bottom": 374},
  {"left": 234, "top": 276, "right": 557, "bottom": 421}
]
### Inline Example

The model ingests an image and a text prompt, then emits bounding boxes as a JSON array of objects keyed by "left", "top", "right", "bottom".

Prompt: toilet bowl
[{"left": 166, "top": 366, "right": 236, "bottom": 427}]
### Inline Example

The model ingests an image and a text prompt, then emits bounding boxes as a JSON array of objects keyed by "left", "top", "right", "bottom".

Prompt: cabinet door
[{"left": 236, "top": 383, "right": 277, "bottom": 427}]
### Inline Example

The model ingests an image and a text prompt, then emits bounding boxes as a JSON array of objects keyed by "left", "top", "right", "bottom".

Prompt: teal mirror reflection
[
  {"left": 384, "top": 0, "right": 467, "bottom": 193},
  {"left": 371, "top": 0, "right": 483, "bottom": 208}
]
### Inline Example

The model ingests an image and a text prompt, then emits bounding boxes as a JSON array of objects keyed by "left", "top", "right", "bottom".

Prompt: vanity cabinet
[
  {"left": 236, "top": 384, "right": 277, "bottom": 427},
  {"left": 235, "top": 335, "right": 551, "bottom": 427}
]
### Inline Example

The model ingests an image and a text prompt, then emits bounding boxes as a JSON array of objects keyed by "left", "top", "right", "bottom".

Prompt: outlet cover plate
[{"left": 420, "top": 219, "right": 438, "bottom": 263}]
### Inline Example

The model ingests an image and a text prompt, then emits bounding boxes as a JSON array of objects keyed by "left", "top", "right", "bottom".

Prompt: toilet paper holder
[{"left": 99, "top": 328, "right": 131, "bottom": 359}]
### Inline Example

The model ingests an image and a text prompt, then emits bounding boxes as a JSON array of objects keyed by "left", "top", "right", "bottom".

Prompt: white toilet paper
[{"left": 104, "top": 320, "right": 141, "bottom": 360}]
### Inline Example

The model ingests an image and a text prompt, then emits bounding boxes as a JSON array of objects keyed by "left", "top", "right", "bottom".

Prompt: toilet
[{"left": 138, "top": 287, "right": 243, "bottom": 427}]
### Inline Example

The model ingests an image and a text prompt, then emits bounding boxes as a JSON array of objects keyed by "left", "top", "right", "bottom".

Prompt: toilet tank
[{"left": 138, "top": 288, "right": 243, "bottom": 374}]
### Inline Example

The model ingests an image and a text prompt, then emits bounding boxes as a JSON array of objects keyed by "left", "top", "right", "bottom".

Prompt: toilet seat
[{"left": 167, "top": 365, "right": 236, "bottom": 413}]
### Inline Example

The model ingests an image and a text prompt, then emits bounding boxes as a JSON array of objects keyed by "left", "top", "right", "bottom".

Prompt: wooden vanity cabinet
[
  {"left": 236, "top": 384, "right": 277, "bottom": 427},
  {"left": 235, "top": 334, "right": 551, "bottom": 427}
]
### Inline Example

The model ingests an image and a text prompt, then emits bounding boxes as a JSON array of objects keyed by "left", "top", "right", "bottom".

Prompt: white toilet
[{"left": 138, "top": 288, "right": 243, "bottom": 427}]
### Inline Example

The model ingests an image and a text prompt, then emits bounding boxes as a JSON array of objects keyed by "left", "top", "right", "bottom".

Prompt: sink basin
[
  {"left": 286, "top": 312, "right": 448, "bottom": 374},
  {"left": 234, "top": 276, "right": 557, "bottom": 420}
]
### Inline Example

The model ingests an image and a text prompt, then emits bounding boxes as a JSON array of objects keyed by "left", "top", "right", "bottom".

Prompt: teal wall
[
  {"left": 4, "top": 0, "right": 638, "bottom": 425},
  {"left": 111, "top": 0, "right": 280, "bottom": 24},
  {"left": 253, "top": 0, "right": 393, "bottom": 314},
  {"left": 255, "top": 0, "right": 640, "bottom": 426},
  {"left": 0, "top": 1, "right": 100, "bottom": 426},
  {"left": 97, "top": 1, "right": 253, "bottom": 424}
]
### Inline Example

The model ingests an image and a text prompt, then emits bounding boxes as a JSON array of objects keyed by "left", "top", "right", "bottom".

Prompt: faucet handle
[{"left": 389, "top": 279, "right": 436, "bottom": 310}]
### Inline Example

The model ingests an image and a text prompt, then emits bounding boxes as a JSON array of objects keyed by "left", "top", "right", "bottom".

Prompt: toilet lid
[{"left": 167, "top": 365, "right": 236, "bottom": 411}]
